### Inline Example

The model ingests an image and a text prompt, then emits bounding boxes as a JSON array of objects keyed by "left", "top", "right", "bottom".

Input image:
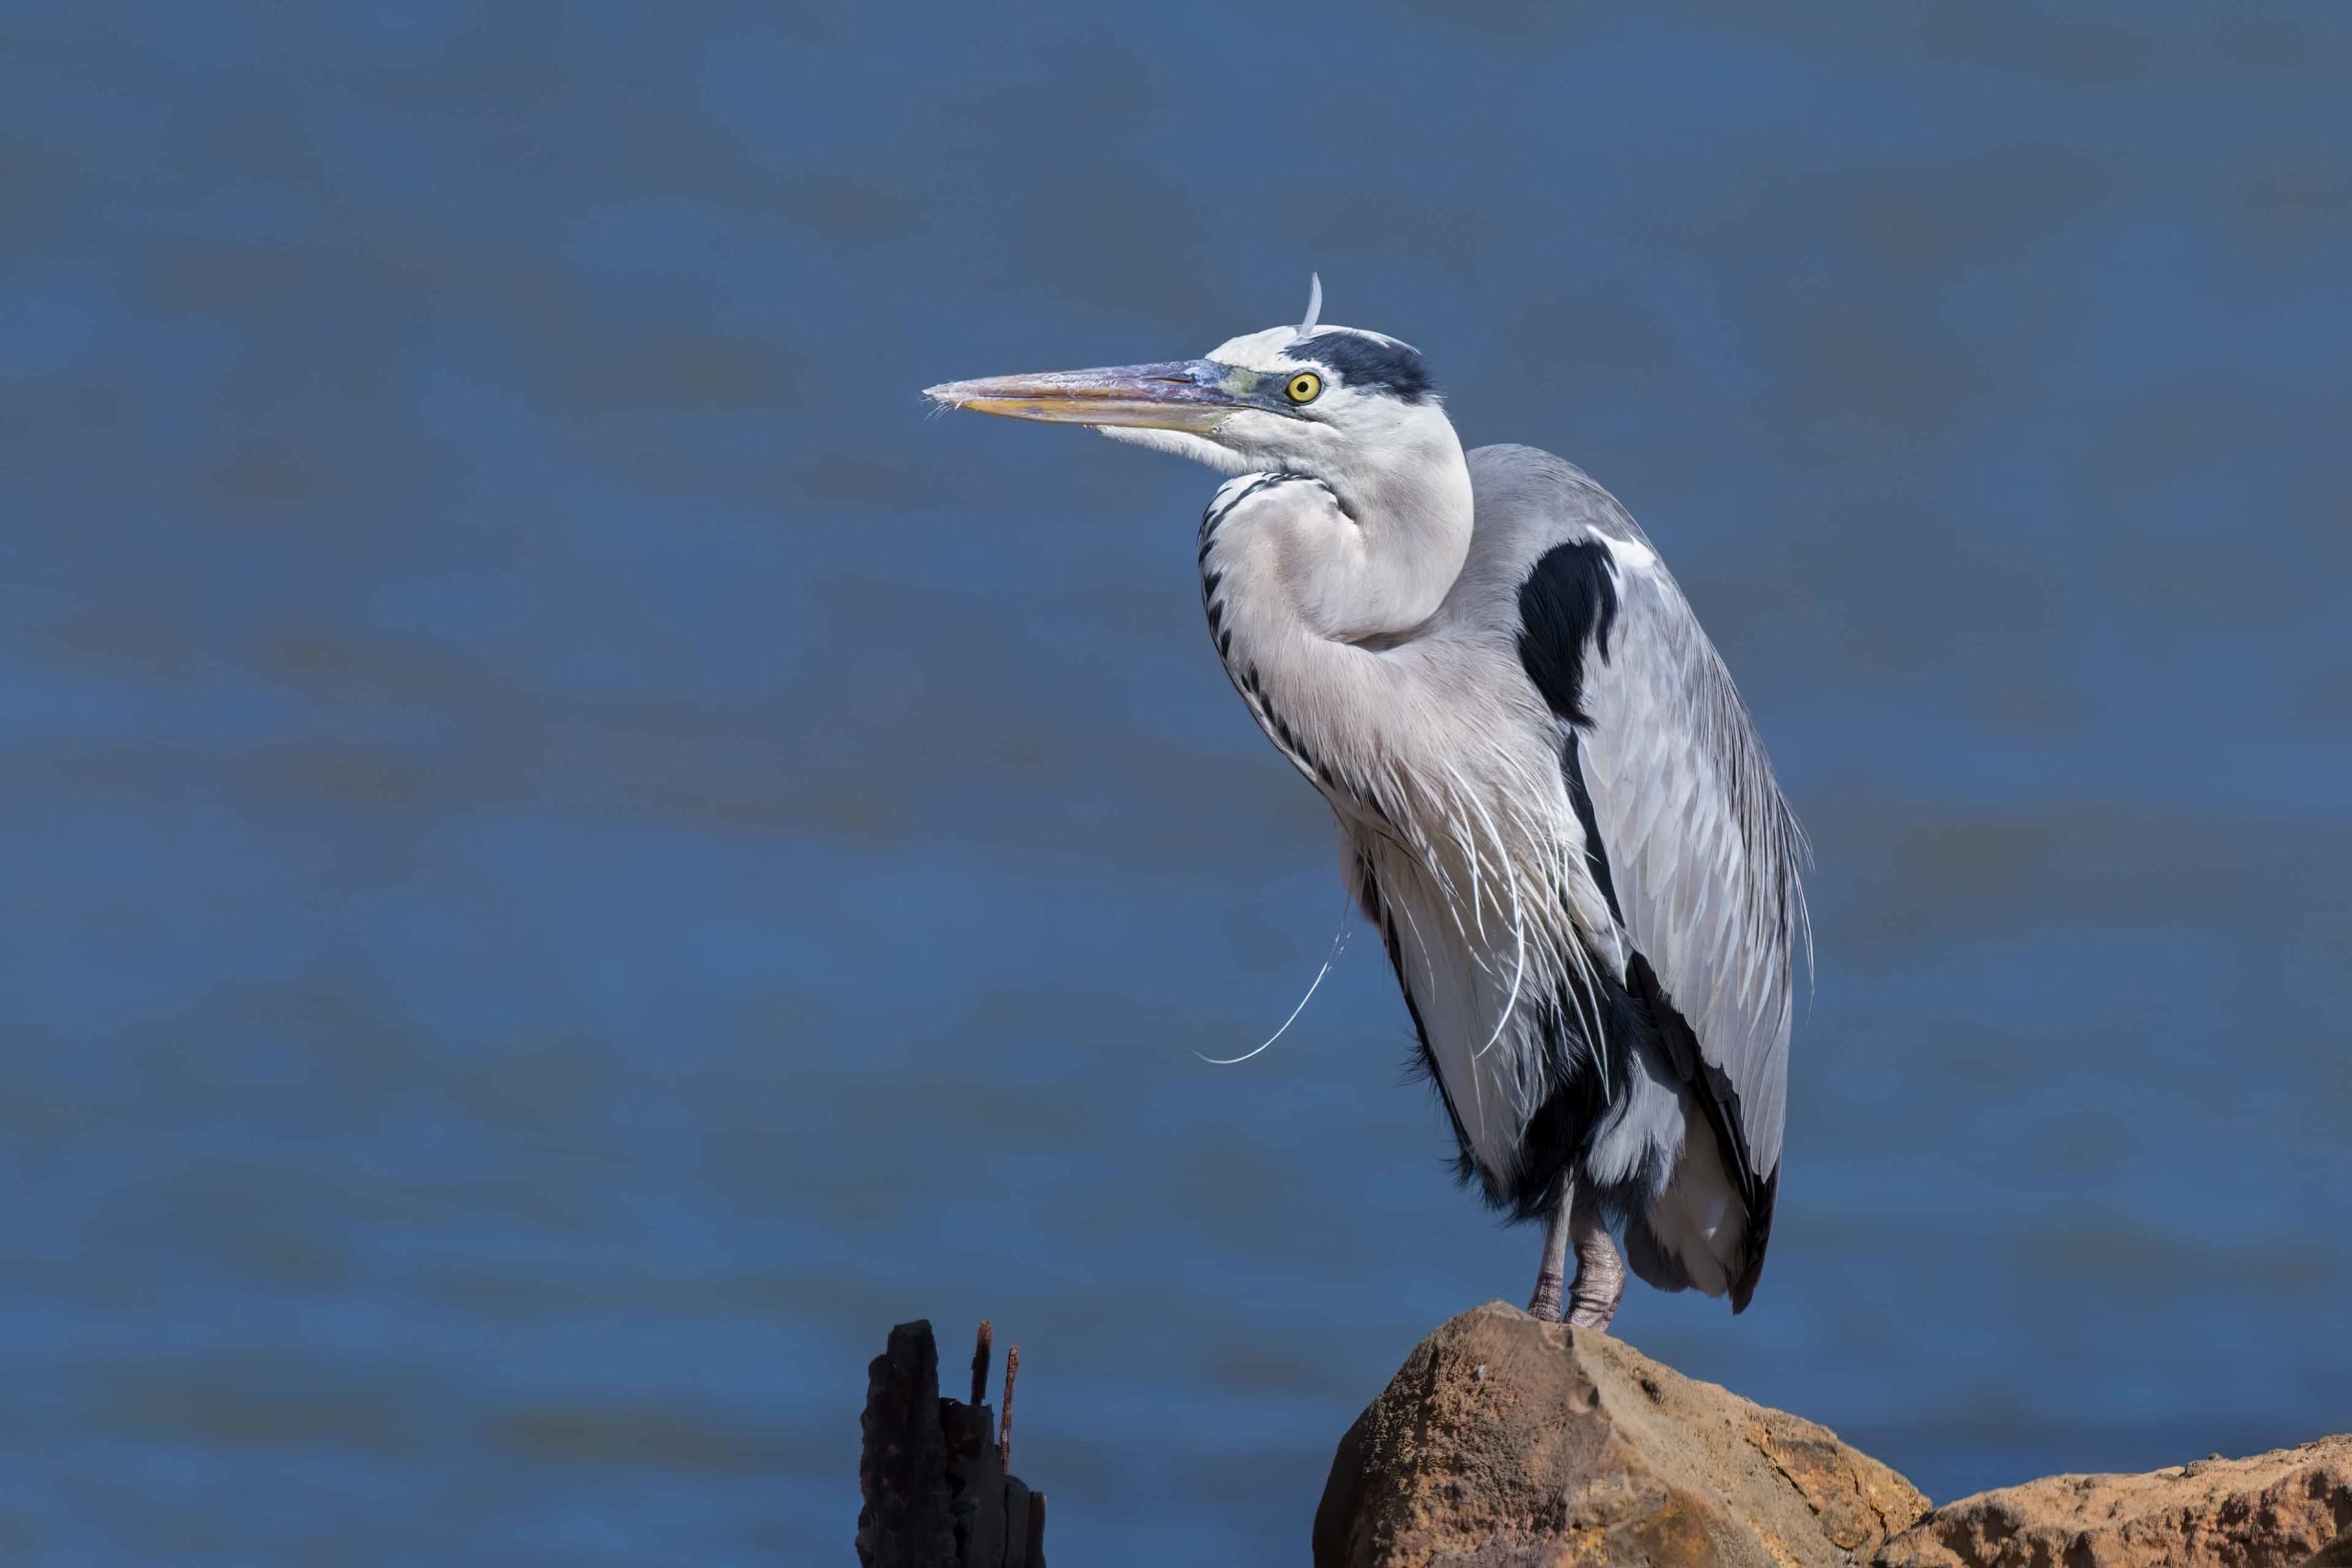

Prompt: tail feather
[{"left": 1625, "top": 1110, "right": 1771, "bottom": 1309}]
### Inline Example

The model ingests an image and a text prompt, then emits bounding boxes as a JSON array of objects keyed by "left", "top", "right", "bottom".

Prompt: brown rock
[
  {"left": 2301, "top": 1533, "right": 2352, "bottom": 1567},
  {"left": 1875, "top": 1437, "right": 2352, "bottom": 1568},
  {"left": 1314, "top": 1301, "right": 1928, "bottom": 1568}
]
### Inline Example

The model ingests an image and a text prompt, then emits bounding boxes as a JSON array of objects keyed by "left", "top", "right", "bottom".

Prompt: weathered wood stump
[{"left": 857, "top": 1319, "right": 1047, "bottom": 1568}]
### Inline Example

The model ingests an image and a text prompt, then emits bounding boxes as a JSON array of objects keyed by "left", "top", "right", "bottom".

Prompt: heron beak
[{"left": 922, "top": 359, "right": 1248, "bottom": 433}]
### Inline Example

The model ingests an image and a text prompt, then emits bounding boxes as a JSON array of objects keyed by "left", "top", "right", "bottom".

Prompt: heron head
[{"left": 922, "top": 276, "right": 1455, "bottom": 483}]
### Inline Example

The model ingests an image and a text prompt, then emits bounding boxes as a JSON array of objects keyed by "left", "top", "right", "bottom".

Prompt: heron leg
[
  {"left": 1527, "top": 1180, "right": 1574, "bottom": 1323},
  {"left": 1565, "top": 1190, "right": 1625, "bottom": 1333}
]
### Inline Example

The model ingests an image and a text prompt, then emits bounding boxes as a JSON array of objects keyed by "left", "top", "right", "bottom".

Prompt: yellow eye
[{"left": 1283, "top": 371, "right": 1322, "bottom": 404}]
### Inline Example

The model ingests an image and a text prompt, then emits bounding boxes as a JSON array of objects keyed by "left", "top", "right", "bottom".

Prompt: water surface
[{"left": 3, "top": 3, "right": 2348, "bottom": 1562}]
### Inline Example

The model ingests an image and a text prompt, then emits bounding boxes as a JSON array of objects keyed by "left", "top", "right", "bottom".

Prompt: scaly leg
[
  {"left": 1565, "top": 1190, "right": 1626, "bottom": 1333},
  {"left": 1527, "top": 1180, "right": 1573, "bottom": 1323}
]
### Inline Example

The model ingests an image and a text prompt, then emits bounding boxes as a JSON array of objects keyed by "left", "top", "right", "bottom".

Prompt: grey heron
[{"left": 923, "top": 279, "right": 1807, "bottom": 1330}]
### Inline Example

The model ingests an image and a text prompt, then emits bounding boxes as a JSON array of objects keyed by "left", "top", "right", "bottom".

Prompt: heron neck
[{"left": 1292, "top": 425, "right": 1474, "bottom": 640}]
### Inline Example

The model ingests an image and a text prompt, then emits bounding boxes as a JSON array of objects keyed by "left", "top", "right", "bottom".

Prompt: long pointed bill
[{"left": 923, "top": 359, "right": 1248, "bottom": 433}]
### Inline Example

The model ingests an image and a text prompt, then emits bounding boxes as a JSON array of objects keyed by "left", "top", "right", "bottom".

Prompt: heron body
[{"left": 927, "top": 284, "right": 1807, "bottom": 1327}]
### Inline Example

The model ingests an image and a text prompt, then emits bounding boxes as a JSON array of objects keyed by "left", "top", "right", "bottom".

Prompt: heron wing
[{"left": 1471, "top": 446, "right": 1809, "bottom": 1197}]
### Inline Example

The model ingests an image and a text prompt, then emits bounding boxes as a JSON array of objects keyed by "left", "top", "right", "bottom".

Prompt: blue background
[{"left": 4, "top": 2, "right": 2348, "bottom": 1562}]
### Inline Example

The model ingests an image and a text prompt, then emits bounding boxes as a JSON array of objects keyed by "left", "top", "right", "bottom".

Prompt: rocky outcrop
[
  {"left": 1314, "top": 1301, "right": 1928, "bottom": 1567},
  {"left": 1316, "top": 1303, "right": 2350, "bottom": 1568},
  {"left": 1877, "top": 1438, "right": 2352, "bottom": 1568}
]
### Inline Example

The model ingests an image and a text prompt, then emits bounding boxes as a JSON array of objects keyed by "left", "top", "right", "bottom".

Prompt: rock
[
  {"left": 1314, "top": 1300, "right": 1928, "bottom": 1568},
  {"left": 1875, "top": 1437, "right": 2352, "bottom": 1568},
  {"left": 2301, "top": 1533, "right": 2352, "bottom": 1567}
]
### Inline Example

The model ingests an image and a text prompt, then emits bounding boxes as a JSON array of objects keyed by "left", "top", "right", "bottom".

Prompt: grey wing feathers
[
  {"left": 1586, "top": 559, "right": 1809, "bottom": 1180},
  {"left": 1470, "top": 445, "right": 1810, "bottom": 1185}
]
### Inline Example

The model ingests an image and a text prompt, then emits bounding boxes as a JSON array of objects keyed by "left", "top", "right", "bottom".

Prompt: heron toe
[
  {"left": 1565, "top": 1231, "right": 1628, "bottom": 1333},
  {"left": 1565, "top": 1283, "right": 1623, "bottom": 1333}
]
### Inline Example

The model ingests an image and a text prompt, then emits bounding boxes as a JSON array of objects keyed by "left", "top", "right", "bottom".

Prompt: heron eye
[{"left": 1284, "top": 371, "right": 1322, "bottom": 404}]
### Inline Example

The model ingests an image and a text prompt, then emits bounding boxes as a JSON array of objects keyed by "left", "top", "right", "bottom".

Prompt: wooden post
[
  {"left": 998, "top": 1346, "right": 1020, "bottom": 1468},
  {"left": 856, "top": 1322, "right": 954, "bottom": 1568},
  {"left": 856, "top": 1318, "right": 1047, "bottom": 1568}
]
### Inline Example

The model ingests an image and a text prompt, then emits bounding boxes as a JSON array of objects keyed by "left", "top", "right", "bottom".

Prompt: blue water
[{"left": 5, "top": 3, "right": 2348, "bottom": 1562}]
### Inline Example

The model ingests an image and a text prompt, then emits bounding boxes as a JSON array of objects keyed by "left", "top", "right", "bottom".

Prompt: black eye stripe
[{"left": 1282, "top": 330, "right": 1433, "bottom": 404}]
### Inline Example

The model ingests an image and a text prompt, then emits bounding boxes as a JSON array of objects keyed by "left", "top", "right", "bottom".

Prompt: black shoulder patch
[
  {"left": 1515, "top": 539, "right": 1619, "bottom": 728},
  {"left": 1561, "top": 733, "right": 1622, "bottom": 926},
  {"left": 1286, "top": 330, "right": 1433, "bottom": 404}
]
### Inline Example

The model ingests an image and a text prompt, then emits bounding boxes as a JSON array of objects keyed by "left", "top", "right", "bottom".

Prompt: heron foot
[{"left": 1564, "top": 1218, "right": 1626, "bottom": 1333}]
